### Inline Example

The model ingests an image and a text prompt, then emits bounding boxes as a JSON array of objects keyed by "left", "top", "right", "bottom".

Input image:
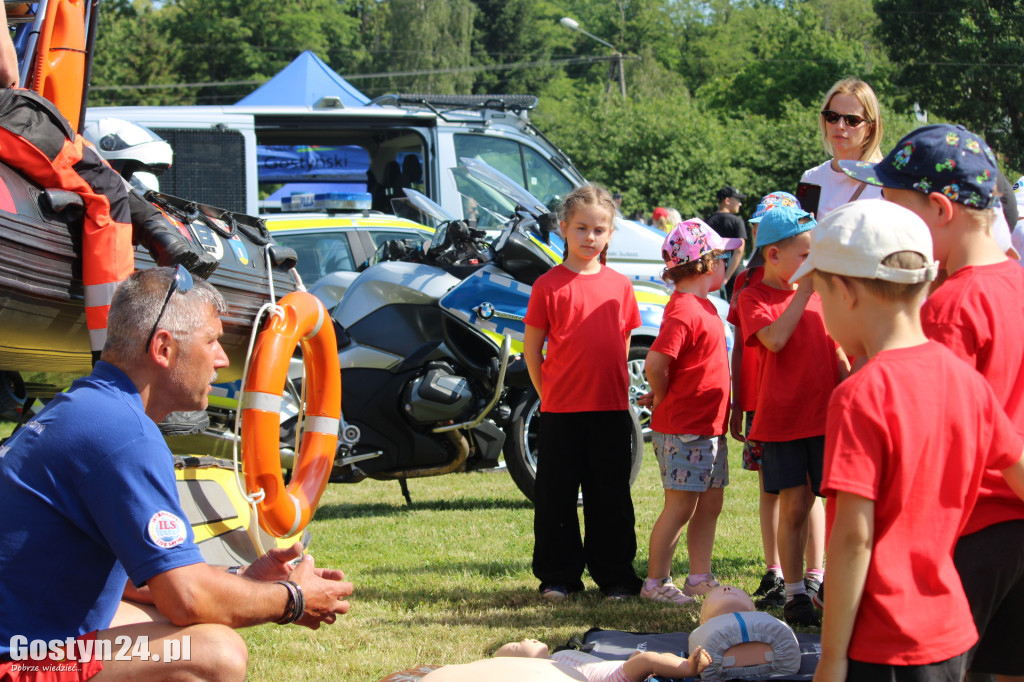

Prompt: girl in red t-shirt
[
  {"left": 523, "top": 185, "right": 643, "bottom": 600},
  {"left": 638, "top": 219, "right": 739, "bottom": 606}
]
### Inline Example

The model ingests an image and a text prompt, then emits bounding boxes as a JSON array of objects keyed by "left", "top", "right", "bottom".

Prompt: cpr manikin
[
  {"left": 687, "top": 585, "right": 801, "bottom": 680},
  {"left": 421, "top": 637, "right": 711, "bottom": 682}
]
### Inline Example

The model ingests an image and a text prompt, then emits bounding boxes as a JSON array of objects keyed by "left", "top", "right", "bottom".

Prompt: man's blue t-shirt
[{"left": 0, "top": 361, "right": 203, "bottom": 656}]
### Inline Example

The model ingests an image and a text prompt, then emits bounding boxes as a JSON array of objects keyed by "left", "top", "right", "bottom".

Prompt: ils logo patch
[{"left": 148, "top": 511, "right": 187, "bottom": 548}]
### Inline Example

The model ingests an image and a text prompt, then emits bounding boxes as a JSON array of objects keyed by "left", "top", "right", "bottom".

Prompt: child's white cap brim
[{"left": 789, "top": 199, "right": 939, "bottom": 285}]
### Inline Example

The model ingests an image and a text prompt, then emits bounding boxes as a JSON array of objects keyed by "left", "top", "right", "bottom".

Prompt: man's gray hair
[{"left": 103, "top": 267, "right": 227, "bottom": 363}]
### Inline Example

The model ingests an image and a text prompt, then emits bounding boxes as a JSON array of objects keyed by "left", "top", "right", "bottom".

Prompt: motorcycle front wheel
[{"left": 504, "top": 388, "right": 644, "bottom": 503}]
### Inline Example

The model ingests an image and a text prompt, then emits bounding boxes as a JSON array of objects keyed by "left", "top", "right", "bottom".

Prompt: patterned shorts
[
  {"left": 652, "top": 432, "right": 729, "bottom": 492},
  {"left": 741, "top": 411, "right": 764, "bottom": 472}
]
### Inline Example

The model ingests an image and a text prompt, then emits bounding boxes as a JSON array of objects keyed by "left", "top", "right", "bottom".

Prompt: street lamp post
[{"left": 559, "top": 16, "right": 626, "bottom": 97}]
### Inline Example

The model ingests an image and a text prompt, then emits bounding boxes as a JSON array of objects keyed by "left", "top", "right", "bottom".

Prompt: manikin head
[
  {"left": 700, "top": 585, "right": 757, "bottom": 624},
  {"left": 495, "top": 639, "right": 550, "bottom": 659}
]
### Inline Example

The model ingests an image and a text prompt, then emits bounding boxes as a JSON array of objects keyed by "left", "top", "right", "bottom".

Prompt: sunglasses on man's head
[
  {"left": 143, "top": 264, "right": 194, "bottom": 351},
  {"left": 821, "top": 110, "right": 870, "bottom": 128}
]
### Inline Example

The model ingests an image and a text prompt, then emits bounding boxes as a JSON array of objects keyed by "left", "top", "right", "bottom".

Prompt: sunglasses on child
[
  {"left": 143, "top": 264, "right": 194, "bottom": 351},
  {"left": 821, "top": 110, "right": 871, "bottom": 128}
]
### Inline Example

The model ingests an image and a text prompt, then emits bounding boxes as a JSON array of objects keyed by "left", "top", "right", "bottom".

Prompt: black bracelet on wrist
[
  {"left": 226, "top": 565, "right": 243, "bottom": 576},
  {"left": 274, "top": 580, "right": 304, "bottom": 625},
  {"left": 291, "top": 582, "right": 305, "bottom": 624}
]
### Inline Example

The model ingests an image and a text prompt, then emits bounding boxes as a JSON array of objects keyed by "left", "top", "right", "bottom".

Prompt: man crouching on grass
[{"left": 0, "top": 267, "right": 353, "bottom": 681}]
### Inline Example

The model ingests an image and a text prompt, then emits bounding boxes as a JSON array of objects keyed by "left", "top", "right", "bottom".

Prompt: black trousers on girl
[{"left": 532, "top": 410, "right": 642, "bottom": 595}]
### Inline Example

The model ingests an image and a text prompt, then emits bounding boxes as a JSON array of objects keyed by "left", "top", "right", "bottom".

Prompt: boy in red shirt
[
  {"left": 728, "top": 192, "right": 826, "bottom": 609},
  {"left": 736, "top": 205, "right": 848, "bottom": 626},
  {"left": 842, "top": 124, "right": 1024, "bottom": 678},
  {"left": 791, "top": 199, "right": 1024, "bottom": 682}
]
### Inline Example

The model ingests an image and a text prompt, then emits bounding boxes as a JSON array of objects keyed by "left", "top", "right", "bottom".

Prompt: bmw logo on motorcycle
[{"left": 475, "top": 302, "right": 495, "bottom": 320}]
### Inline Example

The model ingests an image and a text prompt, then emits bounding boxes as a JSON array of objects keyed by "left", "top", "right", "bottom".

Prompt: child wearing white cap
[
  {"left": 790, "top": 199, "right": 1024, "bottom": 682},
  {"left": 638, "top": 218, "right": 739, "bottom": 606}
]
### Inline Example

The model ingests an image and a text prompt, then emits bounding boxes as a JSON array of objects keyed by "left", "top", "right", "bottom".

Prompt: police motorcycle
[{"left": 320, "top": 159, "right": 643, "bottom": 503}]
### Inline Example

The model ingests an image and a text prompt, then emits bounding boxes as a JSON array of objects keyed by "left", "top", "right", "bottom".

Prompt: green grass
[
  {"left": 0, "top": 424, "right": 782, "bottom": 680},
  {"left": 237, "top": 438, "right": 778, "bottom": 681}
]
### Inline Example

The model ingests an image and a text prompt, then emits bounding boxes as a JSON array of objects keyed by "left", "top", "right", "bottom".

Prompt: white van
[{"left": 85, "top": 94, "right": 667, "bottom": 287}]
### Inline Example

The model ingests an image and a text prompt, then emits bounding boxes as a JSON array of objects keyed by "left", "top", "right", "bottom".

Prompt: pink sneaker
[
  {"left": 641, "top": 579, "right": 695, "bottom": 606},
  {"left": 683, "top": 574, "right": 721, "bottom": 597}
]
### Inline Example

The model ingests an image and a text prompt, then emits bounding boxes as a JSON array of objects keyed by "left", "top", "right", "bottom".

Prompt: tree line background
[{"left": 89, "top": 0, "right": 1024, "bottom": 220}]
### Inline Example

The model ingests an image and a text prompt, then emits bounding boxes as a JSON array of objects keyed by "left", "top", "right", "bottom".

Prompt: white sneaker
[
  {"left": 682, "top": 574, "right": 721, "bottom": 597},
  {"left": 640, "top": 579, "right": 694, "bottom": 606}
]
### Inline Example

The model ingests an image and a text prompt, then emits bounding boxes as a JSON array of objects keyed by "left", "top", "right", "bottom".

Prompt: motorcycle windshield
[{"left": 391, "top": 188, "right": 453, "bottom": 227}]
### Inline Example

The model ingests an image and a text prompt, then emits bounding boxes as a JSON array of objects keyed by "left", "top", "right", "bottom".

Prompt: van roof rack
[{"left": 370, "top": 94, "right": 539, "bottom": 114}]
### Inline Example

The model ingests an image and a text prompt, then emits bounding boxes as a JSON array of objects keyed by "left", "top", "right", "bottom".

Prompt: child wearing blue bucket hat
[
  {"left": 735, "top": 204, "right": 849, "bottom": 627},
  {"left": 728, "top": 192, "right": 827, "bottom": 610}
]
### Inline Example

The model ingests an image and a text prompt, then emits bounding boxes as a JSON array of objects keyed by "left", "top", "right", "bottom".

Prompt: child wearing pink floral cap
[{"left": 637, "top": 218, "right": 741, "bottom": 606}]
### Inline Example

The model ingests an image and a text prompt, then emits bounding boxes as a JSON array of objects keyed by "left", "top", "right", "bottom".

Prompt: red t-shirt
[
  {"left": 524, "top": 264, "right": 640, "bottom": 413},
  {"left": 922, "top": 260, "right": 1024, "bottom": 535},
  {"left": 727, "top": 267, "right": 764, "bottom": 412},
  {"left": 823, "top": 341, "right": 1022, "bottom": 665},
  {"left": 650, "top": 291, "right": 729, "bottom": 436},
  {"left": 736, "top": 281, "right": 840, "bottom": 441}
]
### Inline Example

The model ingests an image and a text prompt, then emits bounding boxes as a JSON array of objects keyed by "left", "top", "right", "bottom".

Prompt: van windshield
[
  {"left": 453, "top": 133, "right": 573, "bottom": 215},
  {"left": 256, "top": 126, "right": 428, "bottom": 214}
]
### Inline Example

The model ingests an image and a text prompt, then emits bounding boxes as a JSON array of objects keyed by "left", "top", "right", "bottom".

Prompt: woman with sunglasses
[{"left": 799, "top": 78, "right": 885, "bottom": 218}]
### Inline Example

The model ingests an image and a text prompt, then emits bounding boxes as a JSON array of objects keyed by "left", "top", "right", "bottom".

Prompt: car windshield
[{"left": 272, "top": 230, "right": 356, "bottom": 284}]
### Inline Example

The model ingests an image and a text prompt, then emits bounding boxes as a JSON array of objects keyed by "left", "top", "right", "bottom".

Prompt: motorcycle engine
[{"left": 401, "top": 362, "right": 474, "bottom": 425}]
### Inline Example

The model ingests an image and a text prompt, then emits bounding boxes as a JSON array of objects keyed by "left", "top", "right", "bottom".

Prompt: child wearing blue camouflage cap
[{"left": 843, "top": 123, "right": 1024, "bottom": 678}]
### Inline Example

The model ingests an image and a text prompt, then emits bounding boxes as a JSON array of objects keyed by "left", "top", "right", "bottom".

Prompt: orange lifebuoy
[
  {"left": 29, "top": 0, "right": 87, "bottom": 131},
  {"left": 241, "top": 291, "right": 341, "bottom": 537}
]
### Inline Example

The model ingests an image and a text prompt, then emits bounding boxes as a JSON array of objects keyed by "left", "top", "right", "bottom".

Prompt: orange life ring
[
  {"left": 29, "top": 0, "right": 87, "bottom": 131},
  {"left": 241, "top": 291, "right": 341, "bottom": 537}
]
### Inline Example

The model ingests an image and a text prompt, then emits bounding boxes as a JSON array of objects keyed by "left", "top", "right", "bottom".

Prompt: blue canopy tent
[{"left": 236, "top": 50, "right": 369, "bottom": 108}]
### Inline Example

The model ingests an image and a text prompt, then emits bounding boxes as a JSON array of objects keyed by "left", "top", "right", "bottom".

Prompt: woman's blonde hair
[
  {"left": 818, "top": 78, "right": 884, "bottom": 162},
  {"left": 654, "top": 208, "right": 682, "bottom": 233},
  {"left": 559, "top": 184, "right": 616, "bottom": 265}
]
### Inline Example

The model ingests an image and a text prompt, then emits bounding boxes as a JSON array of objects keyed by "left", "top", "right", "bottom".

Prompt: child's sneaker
[
  {"left": 754, "top": 572, "right": 785, "bottom": 608},
  {"left": 811, "top": 579, "right": 825, "bottom": 610},
  {"left": 641, "top": 578, "right": 695, "bottom": 606},
  {"left": 753, "top": 571, "right": 783, "bottom": 599},
  {"left": 682, "top": 574, "right": 721, "bottom": 597},
  {"left": 803, "top": 576, "right": 822, "bottom": 603},
  {"left": 783, "top": 593, "right": 820, "bottom": 627},
  {"left": 541, "top": 585, "right": 569, "bottom": 602},
  {"left": 755, "top": 580, "right": 786, "bottom": 609}
]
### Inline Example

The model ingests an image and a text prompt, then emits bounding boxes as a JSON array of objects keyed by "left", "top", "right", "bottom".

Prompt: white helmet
[{"left": 83, "top": 118, "right": 173, "bottom": 180}]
